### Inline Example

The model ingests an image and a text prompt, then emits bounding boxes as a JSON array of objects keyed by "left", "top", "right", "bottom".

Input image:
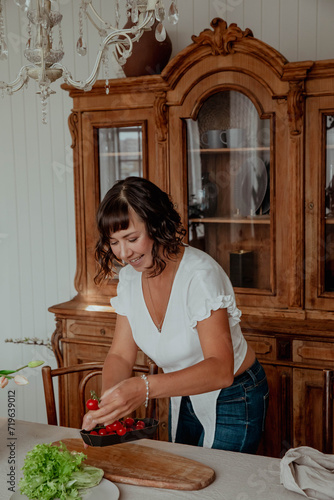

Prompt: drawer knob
[{"left": 100, "top": 328, "right": 106, "bottom": 336}]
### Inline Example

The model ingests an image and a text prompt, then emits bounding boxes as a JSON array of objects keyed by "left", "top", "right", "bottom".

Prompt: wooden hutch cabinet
[{"left": 49, "top": 18, "right": 334, "bottom": 457}]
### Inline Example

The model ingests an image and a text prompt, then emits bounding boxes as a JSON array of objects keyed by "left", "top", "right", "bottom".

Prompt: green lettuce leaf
[
  {"left": 70, "top": 465, "right": 105, "bottom": 488},
  {"left": 19, "top": 442, "right": 104, "bottom": 500}
]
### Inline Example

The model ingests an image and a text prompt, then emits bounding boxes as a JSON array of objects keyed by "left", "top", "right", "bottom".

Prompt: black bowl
[{"left": 80, "top": 418, "right": 159, "bottom": 447}]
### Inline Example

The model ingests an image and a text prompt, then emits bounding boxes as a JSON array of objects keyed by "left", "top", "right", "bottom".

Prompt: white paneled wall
[{"left": 1, "top": 0, "right": 334, "bottom": 424}]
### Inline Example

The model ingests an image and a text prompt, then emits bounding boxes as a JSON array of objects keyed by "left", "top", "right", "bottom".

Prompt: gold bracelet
[{"left": 141, "top": 374, "right": 149, "bottom": 408}]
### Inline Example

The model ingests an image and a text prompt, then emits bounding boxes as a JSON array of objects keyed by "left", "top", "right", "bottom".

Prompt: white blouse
[{"left": 111, "top": 245, "right": 247, "bottom": 447}]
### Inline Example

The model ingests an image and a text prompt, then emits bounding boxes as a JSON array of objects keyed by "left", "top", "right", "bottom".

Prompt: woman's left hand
[{"left": 82, "top": 376, "right": 146, "bottom": 431}]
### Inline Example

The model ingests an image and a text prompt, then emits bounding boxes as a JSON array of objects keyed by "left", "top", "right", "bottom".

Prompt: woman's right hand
[{"left": 82, "top": 376, "right": 147, "bottom": 431}]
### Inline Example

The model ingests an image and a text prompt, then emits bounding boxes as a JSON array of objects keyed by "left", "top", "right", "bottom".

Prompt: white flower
[
  {"left": 0, "top": 360, "right": 44, "bottom": 386},
  {"left": 14, "top": 375, "right": 29, "bottom": 385},
  {"left": 0, "top": 376, "right": 9, "bottom": 388}
]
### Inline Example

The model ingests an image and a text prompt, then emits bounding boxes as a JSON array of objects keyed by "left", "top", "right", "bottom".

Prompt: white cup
[{"left": 221, "top": 128, "right": 245, "bottom": 148}]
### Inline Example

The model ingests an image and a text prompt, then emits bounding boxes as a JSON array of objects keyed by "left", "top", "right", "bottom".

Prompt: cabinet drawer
[
  {"left": 293, "top": 340, "right": 334, "bottom": 367},
  {"left": 244, "top": 335, "right": 276, "bottom": 360},
  {"left": 66, "top": 319, "right": 115, "bottom": 339}
]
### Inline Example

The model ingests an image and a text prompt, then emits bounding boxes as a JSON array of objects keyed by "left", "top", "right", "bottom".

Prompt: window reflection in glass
[
  {"left": 326, "top": 116, "right": 334, "bottom": 217},
  {"left": 99, "top": 126, "right": 142, "bottom": 200},
  {"left": 325, "top": 116, "right": 334, "bottom": 291}
]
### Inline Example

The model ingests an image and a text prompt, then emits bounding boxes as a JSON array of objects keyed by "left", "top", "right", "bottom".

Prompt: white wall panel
[
  {"left": 244, "top": 0, "right": 262, "bottom": 40},
  {"left": 193, "top": 0, "right": 210, "bottom": 38},
  {"left": 210, "top": 0, "right": 235, "bottom": 22},
  {"left": 1, "top": 0, "right": 334, "bottom": 424},
  {"left": 226, "top": 0, "right": 244, "bottom": 28},
  {"left": 317, "top": 0, "right": 334, "bottom": 60},
  {"left": 176, "top": 0, "right": 196, "bottom": 53},
  {"left": 298, "top": 0, "right": 317, "bottom": 61},
  {"left": 280, "top": 0, "right": 299, "bottom": 61},
  {"left": 262, "top": 0, "right": 280, "bottom": 52}
]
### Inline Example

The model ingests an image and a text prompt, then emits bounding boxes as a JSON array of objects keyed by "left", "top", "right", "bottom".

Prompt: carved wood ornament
[
  {"left": 154, "top": 91, "right": 168, "bottom": 142},
  {"left": 287, "top": 81, "right": 305, "bottom": 136},
  {"left": 68, "top": 111, "right": 79, "bottom": 149},
  {"left": 192, "top": 18, "right": 253, "bottom": 56}
]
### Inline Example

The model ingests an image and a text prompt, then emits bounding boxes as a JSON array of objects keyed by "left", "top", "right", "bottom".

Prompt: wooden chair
[{"left": 42, "top": 361, "right": 158, "bottom": 427}]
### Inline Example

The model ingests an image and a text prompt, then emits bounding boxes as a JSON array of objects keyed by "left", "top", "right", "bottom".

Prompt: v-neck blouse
[{"left": 110, "top": 245, "right": 247, "bottom": 448}]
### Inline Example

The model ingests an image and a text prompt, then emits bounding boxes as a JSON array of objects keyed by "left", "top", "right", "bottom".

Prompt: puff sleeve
[{"left": 185, "top": 263, "right": 242, "bottom": 330}]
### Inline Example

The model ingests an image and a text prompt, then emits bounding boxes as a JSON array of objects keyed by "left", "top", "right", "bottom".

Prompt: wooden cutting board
[{"left": 53, "top": 438, "right": 215, "bottom": 490}]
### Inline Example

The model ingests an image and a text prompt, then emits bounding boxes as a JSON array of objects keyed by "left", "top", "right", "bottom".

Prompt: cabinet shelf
[
  {"left": 190, "top": 216, "right": 270, "bottom": 224},
  {"left": 100, "top": 152, "right": 142, "bottom": 157},
  {"left": 189, "top": 146, "right": 270, "bottom": 154},
  {"left": 325, "top": 216, "right": 334, "bottom": 224}
]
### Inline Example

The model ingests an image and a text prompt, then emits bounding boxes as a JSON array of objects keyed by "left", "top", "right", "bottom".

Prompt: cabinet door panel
[
  {"left": 78, "top": 109, "right": 156, "bottom": 301},
  {"left": 169, "top": 70, "right": 295, "bottom": 310},
  {"left": 305, "top": 99, "right": 334, "bottom": 310},
  {"left": 257, "top": 364, "right": 292, "bottom": 458},
  {"left": 293, "top": 368, "right": 329, "bottom": 451},
  {"left": 186, "top": 91, "right": 272, "bottom": 293}
]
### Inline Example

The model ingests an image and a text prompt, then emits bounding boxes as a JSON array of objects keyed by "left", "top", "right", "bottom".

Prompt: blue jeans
[{"left": 169, "top": 359, "right": 269, "bottom": 454}]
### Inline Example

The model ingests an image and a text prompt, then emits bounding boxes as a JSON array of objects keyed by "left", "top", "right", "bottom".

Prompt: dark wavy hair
[{"left": 95, "top": 177, "right": 186, "bottom": 283}]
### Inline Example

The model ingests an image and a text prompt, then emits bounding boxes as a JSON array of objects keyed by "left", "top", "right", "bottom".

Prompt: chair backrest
[{"left": 42, "top": 361, "right": 158, "bottom": 426}]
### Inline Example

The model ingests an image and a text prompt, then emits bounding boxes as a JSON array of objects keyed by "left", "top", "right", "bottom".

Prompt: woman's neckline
[{"left": 141, "top": 246, "right": 186, "bottom": 333}]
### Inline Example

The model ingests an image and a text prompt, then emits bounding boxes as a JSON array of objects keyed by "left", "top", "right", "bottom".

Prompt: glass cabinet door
[
  {"left": 95, "top": 124, "right": 144, "bottom": 282},
  {"left": 325, "top": 116, "right": 334, "bottom": 292},
  {"left": 186, "top": 90, "right": 271, "bottom": 291},
  {"left": 98, "top": 125, "right": 143, "bottom": 200},
  {"left": 80, "top": 115, "right": 147, "bottom": 298}
]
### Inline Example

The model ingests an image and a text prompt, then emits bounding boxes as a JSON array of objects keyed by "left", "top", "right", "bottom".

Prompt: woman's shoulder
[
  {"left": 182, "top": 245, "right": 223, "bottom": 273},
  {"left": 181, "top": 246, "right": 232, "bottom": 289}
]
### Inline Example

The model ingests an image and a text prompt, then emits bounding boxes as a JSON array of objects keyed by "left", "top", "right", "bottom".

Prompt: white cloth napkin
[{"left": 280, "top": 446, "right": 334, "bottom": 499}]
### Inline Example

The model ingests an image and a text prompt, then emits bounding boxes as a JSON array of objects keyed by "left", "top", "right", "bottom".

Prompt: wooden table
[{"left": 0, "top": 418, "right": 303, "bottom": 499}]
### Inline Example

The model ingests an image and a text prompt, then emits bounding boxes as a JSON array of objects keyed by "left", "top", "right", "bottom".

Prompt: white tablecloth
[{"left": 0, "top": 418, "right": 304, "bottom": 500}]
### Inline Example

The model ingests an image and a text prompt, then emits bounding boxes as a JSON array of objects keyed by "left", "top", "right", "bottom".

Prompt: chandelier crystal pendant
[{"left": 0, "top": 0, "right": 179, "bottom": 123}]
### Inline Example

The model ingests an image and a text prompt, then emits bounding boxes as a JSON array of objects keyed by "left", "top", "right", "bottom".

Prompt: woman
[{"left": 82, "top": 176, "right": 269, "bottom": 452}]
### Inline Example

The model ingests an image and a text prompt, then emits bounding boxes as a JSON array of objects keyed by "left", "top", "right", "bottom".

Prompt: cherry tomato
[
  {"left": 135, "top": 420, "right": 145, "bottom": 429},
  {"left": 86, "top": 398, "right": 99, "bottom": 411},
  {"left": 109, "top": 420, "right": 123, "bottom": 432},
  {"left": 124, "top": 417, "right": 135, "bottom": 428},
  {"left": 90, "top": 430, "right": 98, "bottom": 435},
  {"left": 116, "top": 425, "right": 126, "bottom": 436},
  {"left": 98, "top": 428, "right": 107, "bottom": 435},
  {"left": 105, "top": 424, "right": 115, "bottom": 434}
]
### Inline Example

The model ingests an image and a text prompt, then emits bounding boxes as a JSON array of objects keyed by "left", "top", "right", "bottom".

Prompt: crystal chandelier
[{"left": 0, "top": 0, "right": 179, "bottom": 123}]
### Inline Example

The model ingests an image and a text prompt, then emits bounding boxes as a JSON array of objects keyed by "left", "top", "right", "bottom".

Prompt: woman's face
[{"left": 109, "top": 209, "right": 154, "bottom": 272}]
